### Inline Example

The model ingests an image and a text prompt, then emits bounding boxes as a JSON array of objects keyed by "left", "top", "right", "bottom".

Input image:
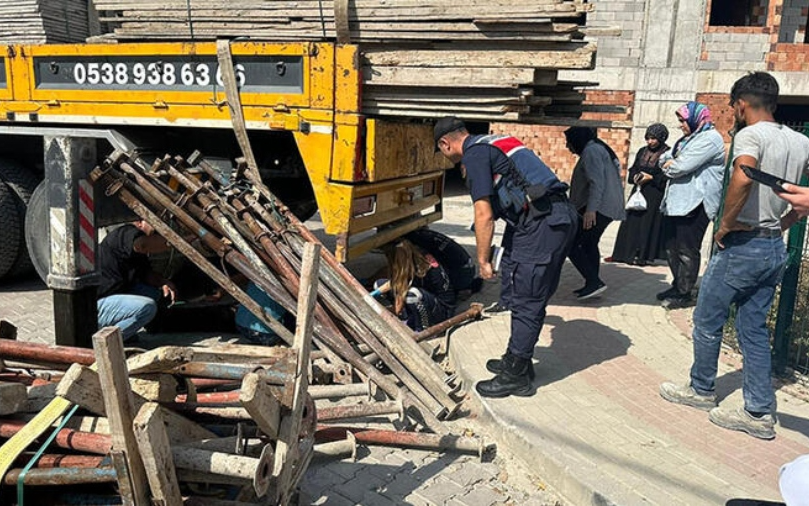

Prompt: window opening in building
[
  {"left": 709, "top": 0, "right": 768, "bottom": 27},
  {"left": 804, "top": 10, "right": 809, "bottom": 43}
]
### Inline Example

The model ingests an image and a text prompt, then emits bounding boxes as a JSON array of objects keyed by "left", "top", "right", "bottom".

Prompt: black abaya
[{"left": 610, "top": 145, "right": 669, "bottom": 264}]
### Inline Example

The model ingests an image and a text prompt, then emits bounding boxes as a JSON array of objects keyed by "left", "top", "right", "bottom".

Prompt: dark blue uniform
[{"left": 463, "top": 135, "right": 579, "bottom": 359}]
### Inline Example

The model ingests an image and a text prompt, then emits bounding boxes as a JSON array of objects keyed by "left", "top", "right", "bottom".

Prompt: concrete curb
[{"left": 450, "top": 339, "right": 623, "bottom": 506}]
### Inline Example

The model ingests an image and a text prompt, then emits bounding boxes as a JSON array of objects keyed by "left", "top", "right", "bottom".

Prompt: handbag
[{"left": 625, "top": 187, "right": 647, "bottom": 211}]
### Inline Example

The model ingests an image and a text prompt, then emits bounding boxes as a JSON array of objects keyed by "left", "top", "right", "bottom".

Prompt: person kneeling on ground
[
  {"left": 96, "top": 220, "right": 177, "bottom": 341},
  {"left": 375, "top": 239, "right": 456, "bottom": 332},
  {"left": 405, "top": 227, "right": 483, "bottom": 301}
]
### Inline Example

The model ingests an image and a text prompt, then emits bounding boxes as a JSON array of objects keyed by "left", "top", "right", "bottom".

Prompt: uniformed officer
[{"left": 435, "top": 117, "right": 579, "bottom": 397}]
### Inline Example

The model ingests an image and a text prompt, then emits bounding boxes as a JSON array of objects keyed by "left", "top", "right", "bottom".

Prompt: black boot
[
  {"left": 476, "top": 353, "right": 533, "bottom": 398},
  {"left": 486, "top": 353, "right": 536, "bottom": 380}
]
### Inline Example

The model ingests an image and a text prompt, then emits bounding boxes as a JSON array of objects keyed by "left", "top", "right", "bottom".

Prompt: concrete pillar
[{"left": 45, "top": 136, "right": 99, "bottom": 348}]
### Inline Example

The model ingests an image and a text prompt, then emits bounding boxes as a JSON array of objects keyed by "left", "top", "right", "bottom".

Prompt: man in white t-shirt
[{"left": 660, "top": 72, "right": 809, "bottom": 439}]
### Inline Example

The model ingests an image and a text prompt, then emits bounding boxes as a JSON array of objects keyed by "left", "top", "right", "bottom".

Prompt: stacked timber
[
  {"left": 92, "top": 0, "right": 593, "bottom": 42},
  {"left": 90, "top": 0, "right": 615, "bottom": 123},
  {"left": 0, "top": 0, "right": 93, "bottom": 44}
]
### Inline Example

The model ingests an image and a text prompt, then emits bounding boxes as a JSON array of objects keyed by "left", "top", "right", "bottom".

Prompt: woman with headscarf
[
  {"left": 656, "top": 102, "right": 726, "bottom": 309},
  {"left": 609, "top": 123, "right": 671, "bottom": 266},
  {"left": 565, "top": 127, "right": 626, "bottom": 300}
]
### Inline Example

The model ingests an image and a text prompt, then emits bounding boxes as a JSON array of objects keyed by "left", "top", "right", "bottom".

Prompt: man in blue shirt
[{"left": 435, "top": 117, "right": 579, "bottom": 397}]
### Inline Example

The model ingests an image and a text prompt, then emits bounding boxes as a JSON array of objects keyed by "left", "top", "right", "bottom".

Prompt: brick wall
[
  {"left": 695, "top": 93, "right": 734, "bottom": 147},
  {"left": 777, "top": 0, "right": 808, "bottom": 43},
  {"left": 589, "top": 0, "right": 646, "bottom": 69},
  {"left": 767, "top": 43, "right": 809, "bottom": 70},
  {"left": 489, "top": 91, "right": 634, "bottom": 184}
]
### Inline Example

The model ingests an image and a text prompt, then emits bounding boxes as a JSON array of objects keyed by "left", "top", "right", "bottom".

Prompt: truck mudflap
[{"left": 333, "top": 170, "right": 445, "bottom": 261}]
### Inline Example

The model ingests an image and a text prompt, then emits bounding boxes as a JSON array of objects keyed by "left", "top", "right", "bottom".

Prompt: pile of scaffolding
[{"left": 0, "top": 148, "right": 487, "bottom": 504}]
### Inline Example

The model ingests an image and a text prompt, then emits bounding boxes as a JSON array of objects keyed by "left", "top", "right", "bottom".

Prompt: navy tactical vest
[{"left": 471, "top": 134, "right": 566, "bottom": 225}]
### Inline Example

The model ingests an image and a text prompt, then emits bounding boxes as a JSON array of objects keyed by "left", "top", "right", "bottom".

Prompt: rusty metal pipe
[
  {"left": 313, "top": 433, "right": 356, "bottom": 461},
  {"left": 414, "top": 303, "right": 484, "bottom": 342},
  {"left": 0, "top": 338, "right": 94, "bottom": 367},
  {"left": 310, "top": 382, "right": 371, "bottom": 400},
  {"left": 317, "top": 400, "right": 403, "bottom": 422},
  {"left": 363, "top": 303, "right": 484, "bottom": 364},
  {"left": 172, "top": 445, "right": 274, "bottom": 497},
  {"left": 176, "top": 390, "right": 240, "bottom": 404},
  {"left": 167, "top": 404, "right": 251, "bottom": 421},
  {"left": 29, "top": 454, "right": 108, "bottom": 469},
  {"left": 3, "top": 466, "right": 116, "bottom": 486},
  {"left": 0, "top": 420, "right": 111, "bottom": 454},
  {"left": 172, "top": 362, "right": 290, "bottom": 384},
  {"left": 175, "top": 382, "right": 370, "bottom": 405},
  {"left": 315, "top": 427, "right": 486, "bottom": 457}
]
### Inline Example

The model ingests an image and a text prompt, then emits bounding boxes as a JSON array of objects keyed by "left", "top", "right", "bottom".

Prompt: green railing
[{"left": 771, "top": 122, "right": 809, "bottom": 376}]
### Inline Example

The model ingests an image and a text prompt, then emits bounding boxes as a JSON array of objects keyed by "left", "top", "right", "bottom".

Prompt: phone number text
[{"left": 71, "top": 62, "right": 246, "bottom": 87}]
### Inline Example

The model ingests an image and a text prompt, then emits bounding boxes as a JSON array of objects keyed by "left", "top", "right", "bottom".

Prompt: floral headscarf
[{"left": 672, "top": 101, "right": 714, "bottom": 157}]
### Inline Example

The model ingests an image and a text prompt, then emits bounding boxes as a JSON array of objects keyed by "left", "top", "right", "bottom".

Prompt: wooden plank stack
[
  {"left": 89, "top": 0, "right": 611, "bottom": 123},
  {"left": 0, "top": 0, "right": 92, "bottom": 44}
]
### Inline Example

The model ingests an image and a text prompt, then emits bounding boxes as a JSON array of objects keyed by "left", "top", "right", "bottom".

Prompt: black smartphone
[{"left": 740, "top": 164, "right": 788, "bottom": 193}]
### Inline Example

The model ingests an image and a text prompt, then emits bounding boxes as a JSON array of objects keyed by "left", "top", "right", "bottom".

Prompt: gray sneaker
[
  {"left": 659, "top": 381, "right": 717, "bottom": 410},
  {"left": 709, "top": 406, "right": 776, "bottom": 440}
]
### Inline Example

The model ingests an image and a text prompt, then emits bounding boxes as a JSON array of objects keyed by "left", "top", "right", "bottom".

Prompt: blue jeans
[
  {"left": 690, "top": 233, "right": 787, "bottom": 414},
  {"left": 97, "top": 284, "right": 160, "bottom": 340}
]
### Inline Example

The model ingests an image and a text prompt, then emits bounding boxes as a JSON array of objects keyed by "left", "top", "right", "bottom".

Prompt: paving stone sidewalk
[{"left": 434, "top": 187, "right": 809, "bottom": 505}]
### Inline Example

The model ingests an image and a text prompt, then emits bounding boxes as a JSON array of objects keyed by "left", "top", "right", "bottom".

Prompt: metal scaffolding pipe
[
  {"left": 3, "top": 466, "right": 116, "bottom": 486},
  {"left": 315, "top": 426, "right": 487, "bottom": 457},
  {"left": 0, "top": 420, "right": 111, "bottom": 455},
  {"left": 0, "top": 338, "right": 94, "bottom": 367}
]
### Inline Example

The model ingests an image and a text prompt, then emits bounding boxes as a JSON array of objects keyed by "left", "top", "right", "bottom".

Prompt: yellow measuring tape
[{"left": 0, "top": 396, "right": 75, "bottom": 498}]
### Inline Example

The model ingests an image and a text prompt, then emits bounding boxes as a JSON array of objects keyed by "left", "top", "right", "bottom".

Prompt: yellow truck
[{"left": 0, "top": 40, "right": 451, "bottom": 282}]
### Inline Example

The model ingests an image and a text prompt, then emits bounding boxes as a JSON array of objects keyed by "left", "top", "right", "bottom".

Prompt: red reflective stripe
[
  {"left": 79, "top": 185, "right": 94, "bottom": 210},
  {"left": 79, "top": 214, "right": 94, "bottom": 238},
  {"left": 489, "top": 136, "right": 524, "bottom": 154},
  {"left": 79, "top": 242, "right": 95, "bottom": 264}
]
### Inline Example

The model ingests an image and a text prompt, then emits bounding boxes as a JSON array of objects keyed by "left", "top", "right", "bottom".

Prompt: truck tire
[
  {"left": 25, "top": 181, "right": 50, "bottom": 283},
  {"left": 0, "top": 158, "right": 42, "bottom": 279},
  {"left": 0, "top": 181, "right": 22, "bottom": 281}
]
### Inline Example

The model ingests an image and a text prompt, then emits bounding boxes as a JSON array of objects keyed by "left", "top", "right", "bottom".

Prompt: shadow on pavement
[
  {"left": 532, "top": 315, "right": 631, "bottom": 389},
  {"left": 0, "top": 276, "right": 47, "bottom": 293},
  {"left": 775, "top": 411, "right": 809, "bottom": 439},
  {"left": 553, "top": 262, "right": 673, "bottom": 308}
]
